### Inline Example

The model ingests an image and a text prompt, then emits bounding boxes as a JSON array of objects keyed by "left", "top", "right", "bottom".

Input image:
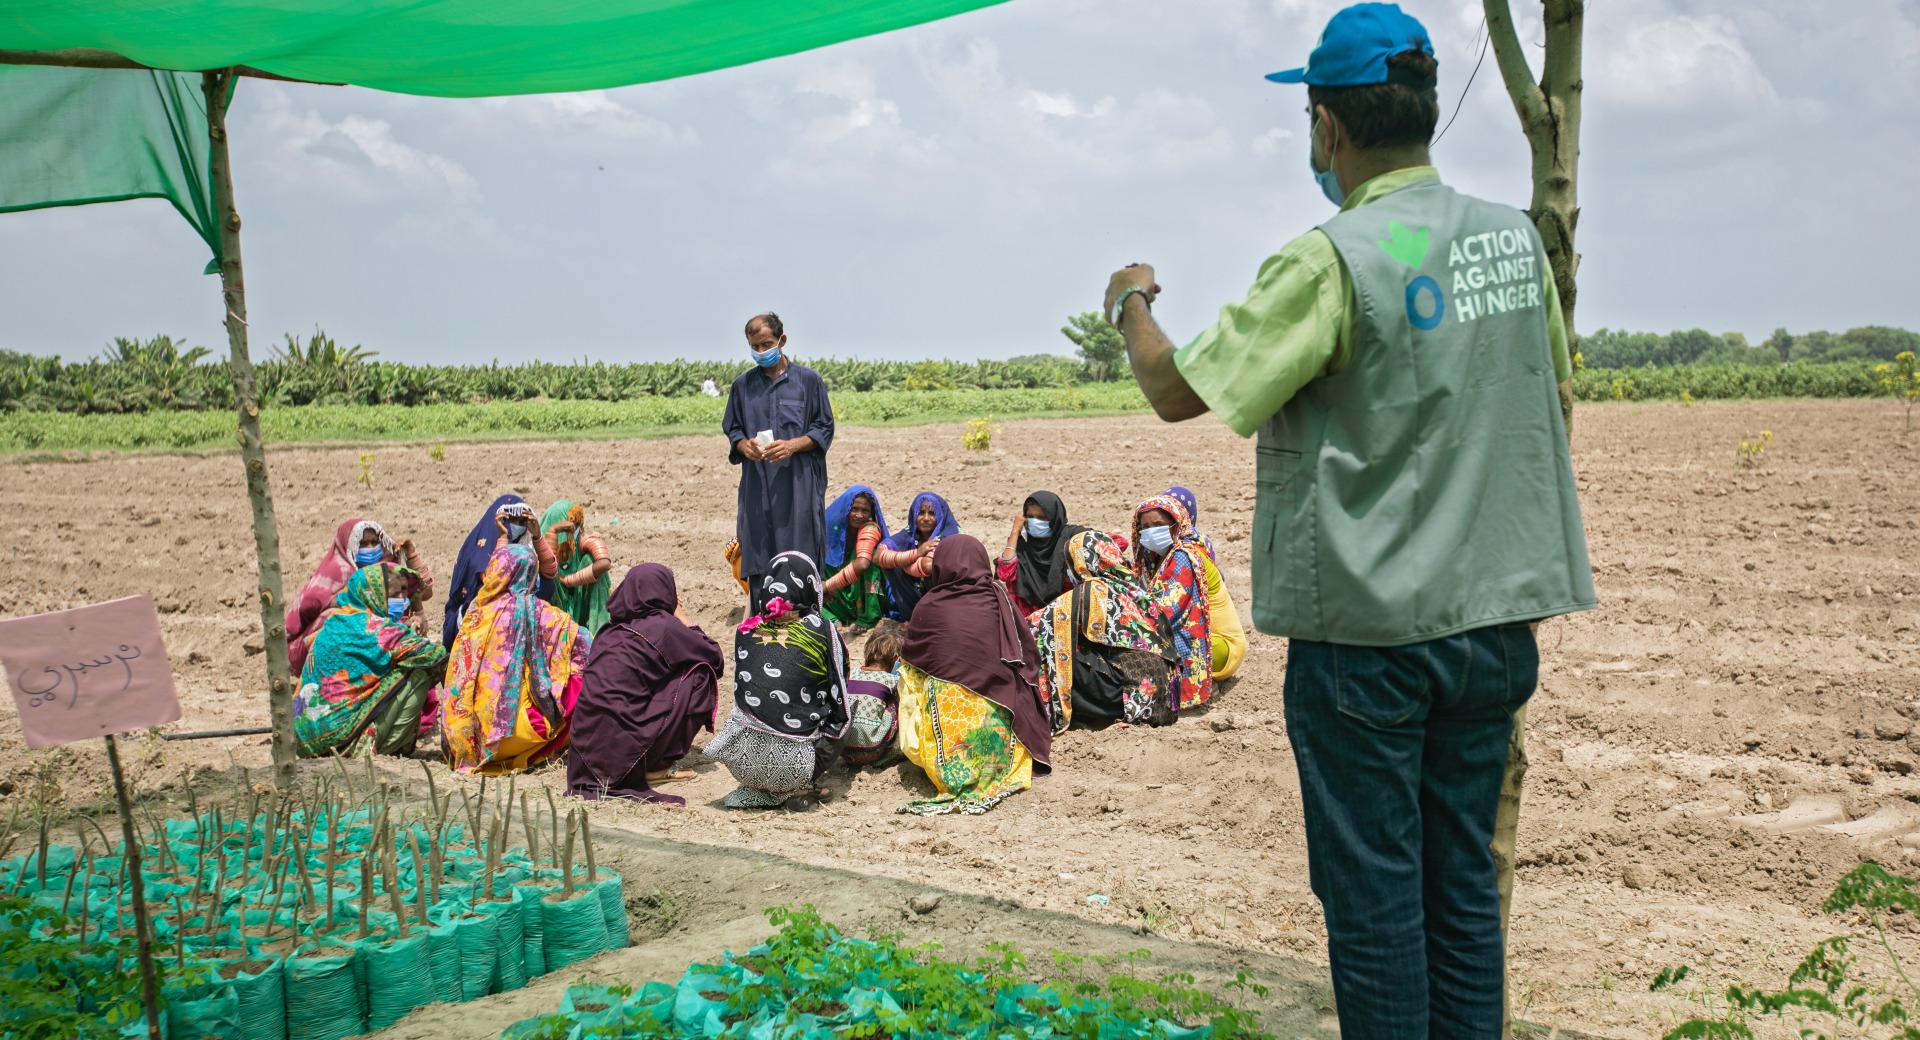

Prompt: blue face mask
[
  {"left": 751, "top": 345, "right": 782, "bottom": 368},
  {"left": 354, "top": 547, "right": 384, "bottom": 566},
  {"left": 505, "top": 521, "right": 528, "bottom": 542},
  {"left": 1025, "top": 518, "right": 1052, "bottom": 539},
  {"left": 1309, "top": 118, "right": 1345, "bottom": 206},
  {"left": 386, "top": 597, "right": 409, "bottom": 620},
  {"left": 1139, "top": 525, "right": 1175, "bottom": 556}
]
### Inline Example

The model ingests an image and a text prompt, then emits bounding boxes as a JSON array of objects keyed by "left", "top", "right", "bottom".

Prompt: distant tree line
[
  {"left": 5, "top": 320, "right": 1916, "bottom": 417},
  {"left": 1578, "top": 325, "right": 1920, "bottom": 370}
]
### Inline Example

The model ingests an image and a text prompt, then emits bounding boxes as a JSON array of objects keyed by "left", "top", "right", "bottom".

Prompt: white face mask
[
  {"left": 1138, "top": 525, "right": 1175, "bottom": 556},
  {"left": 1025, "top": 518, "right": 1052, "bottom": 539}
]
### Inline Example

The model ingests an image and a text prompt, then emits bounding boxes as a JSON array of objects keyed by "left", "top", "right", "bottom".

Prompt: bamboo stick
[
  {"left": 521, "top": 792, "right": 539, "bottom": 864},
  {"left": 419, "top": 761, "right": 439, "bottom": 816},
  {"left": 581, "top": 812, "right": 596, "bottom": 882},
  {"left": 407, "top": 833, "right": 431, "bottom": 928},
  {"left": 560, "top": 810, "right": 576, "bottom": 898},
  {"left": 358, "top": 853, "right": 372, "bottom": 939},
  {"left": 544, "top": 788, "right": 560, "bottom": 866},
  {"left": 383, "top": 842, "right": 408, "bottom": 939}
]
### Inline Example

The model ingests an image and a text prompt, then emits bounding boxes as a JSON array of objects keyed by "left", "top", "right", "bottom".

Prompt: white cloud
[
  {"left": 486, "top": 91, "right": 698, "bottom": 147},
  {"left": 1021, "top": 90, "right": 1116, "bottom": 119},
  {"left": 1596, "top": 14, "right": 1779, "bottom": 113},
  {"left": 251, "top": 92, "right": 481, "bottom": 205},
  {"left": 1251, "top": 126, "right": 1295, "bottom": 156}
]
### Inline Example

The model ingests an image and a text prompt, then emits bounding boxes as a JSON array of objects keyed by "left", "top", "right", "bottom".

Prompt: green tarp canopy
[
  {"left": 0, "top": 0, "right": 1010, "bottom": 97},
  {"left": 0, "top": 0, "right": 1009, "bottom": 270}
]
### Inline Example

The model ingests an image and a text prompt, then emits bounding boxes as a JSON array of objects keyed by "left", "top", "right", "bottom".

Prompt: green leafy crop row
[
  {"left": 0, "top": 331, "right": 1105, "bottom": 416},
  {"left": 0, "top": 385, "right": 1149, "bottom": 454},
  {"left": 1570, "top": 360, "right": 1889, "bottom": 402}
]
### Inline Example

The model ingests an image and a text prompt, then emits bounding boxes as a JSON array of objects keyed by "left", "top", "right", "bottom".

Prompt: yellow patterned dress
[{"left": 896, "top": 662, "right": 1034, "bottom": 815}]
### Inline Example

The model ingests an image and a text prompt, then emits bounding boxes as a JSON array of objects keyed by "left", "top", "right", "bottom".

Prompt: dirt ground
[{"left": 5, "top": 399, "right": 1920, "bottom": 1038}]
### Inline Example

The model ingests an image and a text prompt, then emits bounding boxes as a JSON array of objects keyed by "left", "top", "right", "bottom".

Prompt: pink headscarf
[{"left": 286, "top": 518, "right": 392, "bottom": 671}]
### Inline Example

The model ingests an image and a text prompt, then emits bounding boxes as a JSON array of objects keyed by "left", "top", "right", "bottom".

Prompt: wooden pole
[
  {"left": 202, "top": 68, "right": 298, "bottom": 792},
  {"left": 1480, "top": 9, "right": 1585, "bottom": 1038},
  {"left": 105, "top": 735, "right": 164, "bottom": 1040}
]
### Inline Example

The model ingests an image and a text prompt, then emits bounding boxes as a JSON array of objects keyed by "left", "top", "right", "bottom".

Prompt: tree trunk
[
  {"left": 1481, "top": 6, "right": 1584, "bottom": 1038},
  {"left": 203, "top": 69, "right": 298, "bottom": 790},
  {"left": 1486, "top": 0, "right": 1583, "bottom": 430}
]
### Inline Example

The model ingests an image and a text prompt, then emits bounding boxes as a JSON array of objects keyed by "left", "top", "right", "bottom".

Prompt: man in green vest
[{"left": 1100, "top": 4, "right": 1594, "bottom": 1037}]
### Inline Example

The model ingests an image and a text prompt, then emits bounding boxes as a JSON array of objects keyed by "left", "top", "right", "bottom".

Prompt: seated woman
[
  {"left": 1031, "top": 531, "right": 1176, "bottom": 732},
  {"left": 286, "top": 518, "right": 433, "bottom": 672},
  {"left": 1132, "top": 495, "right": 1214, "bottom": 712},
  {"left": 896, "top": 535, "right": 1053, "bottom": 815},
  {"left": 995, "top": 490, "right": 1085, "bottom": 619},
  {"left": 820, "top": 485, "right": 892, "bottom": 630},
  {"left": 842, "top": 620, "right": 906, "bottom": 768},
  {"left": 1163, "top": 486, "right": 1246, "bottom": 680},
  {"left": 704, "top": 552, "right": 851, "bottom": 810},
  {"left": 441, "top": 544, "right": 592, "bottom": 775},
  {"left": 567, "top": 564, "right": 723, "bottom": 805},
  {"left": 878, "top": 492, "right": 956, "bottom": 620},
  {"left": 541, "top": 500, "right": 613, "bottom": 632},
  {"left": 443, "top": 496, "right": 557, "bottom": 650},
  {"left": 292, "top": 563, "right": 447, "bottom": 758}
]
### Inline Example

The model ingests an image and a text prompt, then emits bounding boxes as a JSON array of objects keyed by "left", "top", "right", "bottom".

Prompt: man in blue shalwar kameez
[{"left": 722, "top": 312, "right": 836, "bottom": 610}]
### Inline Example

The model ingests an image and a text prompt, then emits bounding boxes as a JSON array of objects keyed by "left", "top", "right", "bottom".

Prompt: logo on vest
[
  {"left": 1379, "top": 221, "right": 1444, "bottom": 331},
  {"left": 1446, "top": 228, "right": 1544, "bottom": 325}
]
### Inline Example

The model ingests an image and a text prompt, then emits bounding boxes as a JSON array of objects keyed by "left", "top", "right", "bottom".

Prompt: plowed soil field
[{"left": 5, "top": 399, "right": 1919, "bottom": 1037}]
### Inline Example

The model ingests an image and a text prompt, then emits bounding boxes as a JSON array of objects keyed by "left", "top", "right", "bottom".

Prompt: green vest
[{"left": 1252, "top": 180, "right": 1595, "bottom": 646}]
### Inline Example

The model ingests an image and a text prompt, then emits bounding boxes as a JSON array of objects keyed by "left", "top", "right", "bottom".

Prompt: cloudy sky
[{"left": 2, "top": 0, "right": 1915, "bottom": 364}]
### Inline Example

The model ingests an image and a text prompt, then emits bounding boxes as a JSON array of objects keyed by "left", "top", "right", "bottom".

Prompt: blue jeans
[{"left": 1283, "top": 623, "right": 1538, "bottom": 1040}]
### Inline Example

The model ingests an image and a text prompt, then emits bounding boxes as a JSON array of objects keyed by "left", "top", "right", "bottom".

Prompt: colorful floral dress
[
  {"left": 896, "top": 662, "right": 1033, "bottom": 815},
  {"left": 842, "top": 667, "right": 900, "bottom": 767},
  {"left": 441, "top": 544, "right": 591, "bottom": 774},
  {"left": 1133, "top": 495, "right": 1213, "bottom": 712},
  {"left": 1031, "top": 531, "right": 1174, "bottom": 730},
  {"left": 293, "top": 563, "right": 447, "bottom": 757}
]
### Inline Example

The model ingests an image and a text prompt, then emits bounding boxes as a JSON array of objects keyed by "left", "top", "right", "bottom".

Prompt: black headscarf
[
  {"left": 732, "top": 551, "right": 850, "bottom": 741},
  {"left": 1014, "top": 490, "right": 1086, "bottom": 610},
  {"left": 901, "top": 535, "right": 1052, "bottom": 768}
]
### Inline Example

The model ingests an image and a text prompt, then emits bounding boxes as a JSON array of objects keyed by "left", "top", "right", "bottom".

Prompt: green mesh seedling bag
[
  {"left": 474, "top": 891, "right": 528, "bottom": 993},
  {"left": 357, "top": 932, "right": 437, "bottom": 1031},
  {"left": 210, "top": 954, "right": 287, "bottom": 1040},
  {"left": 438, "top": 909, "right": 501, "bottom": 1001},
  {"left": 424, "top": 918, "right": 465, "bottom": 1005},
  {"left": 284, "top": 946, "right": 365, "bottom": 1040},
  {"left": 539, "top": 890, "right": 608, "bottom": 973},
  {"left": 511, "top": 883, "right": 549, "bottom": 979},
  {"left": 559, "top": 984, "right": 631, "bottom": 1028},
  {"left": 589, "top": 872, "right": 629, "bottom": 950},
  {"left": 166, "top": 984, "right": 242, "bottom": 1040}
]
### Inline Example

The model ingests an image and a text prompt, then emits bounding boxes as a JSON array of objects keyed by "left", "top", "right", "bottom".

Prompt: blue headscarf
[
  {"left": 881, "top": 492, "right": 961, "bottom": 620},
  {"left": 824, "top": 486, "right": 890, "bottom": 570},
  {"left": 443, "top": 493, "right": 526, "bottom": 649}
]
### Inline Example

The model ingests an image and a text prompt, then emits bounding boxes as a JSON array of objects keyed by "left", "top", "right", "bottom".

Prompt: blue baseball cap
[{"left": 1266, "top": 3, "right": 1435, "bottom": 88}]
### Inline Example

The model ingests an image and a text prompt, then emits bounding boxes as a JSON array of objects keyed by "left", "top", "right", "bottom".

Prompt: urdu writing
[
  {"left": 0, "top": 595, "right": 180, "bottom": 748},
  {"left": 15, "top": 644, "right": 144, "bottom": 710}
]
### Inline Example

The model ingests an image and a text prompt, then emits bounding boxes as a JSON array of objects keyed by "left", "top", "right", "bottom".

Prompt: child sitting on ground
[{"left": 842, "top": 621, "right": 905, "bottom": 767}]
